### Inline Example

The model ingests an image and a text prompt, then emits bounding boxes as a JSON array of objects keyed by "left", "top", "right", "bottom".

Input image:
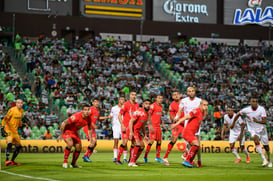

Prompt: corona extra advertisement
[{"left": 153, "top": 0, "right": 217, "bottom": 24}]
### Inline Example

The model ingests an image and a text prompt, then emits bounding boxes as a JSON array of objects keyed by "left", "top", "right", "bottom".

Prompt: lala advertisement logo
[{"left": 233, "top": 0, "right": 273, "bottom": 25}]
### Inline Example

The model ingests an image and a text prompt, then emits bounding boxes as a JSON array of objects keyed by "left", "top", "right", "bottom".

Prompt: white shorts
[
  {"left": 229, "top": 132, "right": 245, "bottom": 145},
  {"left": 248, "top": 128, "right": 269, "bottom": 145},
  {"left": 112, "top": 126, "right": 121, "bottom": 139}
]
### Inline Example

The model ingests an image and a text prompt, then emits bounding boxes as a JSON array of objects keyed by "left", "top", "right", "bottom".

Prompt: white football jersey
[
  {"left": 239, "top": 105, "right": 267, "bottom": 133},
  {"left": 224, "top": 113, "right": 244, "bottom": 134},
  {"left": 110, "top": 105, "right": 122, "bottom": 128},
  {"left": 179, "top": 97, "right": 202, "bottom": 115}
]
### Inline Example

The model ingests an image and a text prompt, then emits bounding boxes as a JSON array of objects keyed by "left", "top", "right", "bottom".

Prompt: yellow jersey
[{"left": 2, "top": 106, "right": 24, "bottom": 134}]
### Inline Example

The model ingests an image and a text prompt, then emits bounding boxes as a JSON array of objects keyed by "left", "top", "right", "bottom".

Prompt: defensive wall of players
[{"left": 1, "top": 140, "right": 273, "bottom": 154}]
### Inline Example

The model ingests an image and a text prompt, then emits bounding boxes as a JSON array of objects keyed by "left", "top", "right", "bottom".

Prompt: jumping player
[
  {"left": 171, "top": 100, "right": 208, "bottom": 168},
  {"left": 1, "top": 99, "right": 24, "bottom": 166},
  {"left": 144, "top": 95, "right": 166, "bottom": 163},
  {"left": 116, "top": 90, "right": 139, "bottom": 165},
  {"left": 128, "top": 99, "right": 151, "bottom": 167},
  {"left": 57, "top": 104, "right": 91, "bottom": 168},
  {"left": 221, "top": 106, "right": 250, "bottom": 163},
  {"left": 231, "top": 97, "right": 272, "bottom": 167}
]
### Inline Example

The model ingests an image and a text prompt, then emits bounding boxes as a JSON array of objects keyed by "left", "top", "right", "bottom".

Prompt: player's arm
[
  {"left": 99, "top": 115, "right": 111, "bottom": 120},
  {"left": 87, "top": 123, "right": 93, "bottom": 143},
  {"left": 237, "top": 122, "right": 246, "bottom": 142},
  {"left": 171, "top": 114, "right": 192, "bottom": 129},
  {"left": 253, "top": 117, "right": 267, "bottom": 124},
  {"left": 57, "top": 120, "right": 69, "bottom": 142},
  {"left": 230, "top": 113, "right": 241, "bottom": 129},
  {"left": 148, "top": 106, "right": 154, "bottom": 133},
  {"left": 129, "top": 117, "right": 137, "bottom": 140},
  {"left": 118, "top": 110, "right": 126, "bottom": 132},
  {"left": 174, "top": 106, "right": 183, "bottom": 122},
  {"left": 221, "top": 123, "right": 228, "bottom": 140}
]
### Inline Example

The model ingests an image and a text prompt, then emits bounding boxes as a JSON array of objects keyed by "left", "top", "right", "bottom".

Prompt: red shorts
[
  {"left": 121, "top": 127, "right": 130, "bottom": 140},
  {"left": 133, "top": 131, "right": 143, "bottom": 141},
  {"left": 182, "top": 129, "right": 198, "bottom": 145},
  {"left": 83, "top": 126, "right": 96, "bottom": 141},
  {"left": 149, "top": 127, "right": 162, "bottom": 141},
  {"left": 172, "top": 124, "right": 184, "bottom": 137},
  {"left": 63, "top": 131, "right": 81, "bottom": 144}
]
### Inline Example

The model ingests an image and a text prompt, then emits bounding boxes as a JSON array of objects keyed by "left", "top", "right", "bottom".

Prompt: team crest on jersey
[
  {"left": 150, "top": 105, "right": 154, "bottom": 109},
  {"left": 94, "top": 116, "right": 98, "bottom": 118},
  {"left": 71, "top": 116, "right": 75, "bottom": 120},
  {"left": 192, "top": 109, "right": 197, "bottom": 114},
  {"left": 141, "top": 120, "right": 145, "bottom": 123}
]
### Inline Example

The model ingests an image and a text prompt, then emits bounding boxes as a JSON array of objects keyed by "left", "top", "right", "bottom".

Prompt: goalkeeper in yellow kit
[{"left": 1, "top": 99, "right": 24, "bottom": 166}]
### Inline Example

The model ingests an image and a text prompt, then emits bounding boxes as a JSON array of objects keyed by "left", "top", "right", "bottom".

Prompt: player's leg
[
  {"left": 123, "top": 142, "right": 128, "bottom": 162},
  {"left": 162, "top": 134, "right": 178, "bottom": 166},
  {"left": 113, "top": 138, "right": 119, "bottom": 162},
  {"left": 155, "top": 128, "right": 163, "bottom": 163},
  {"left": 83, "top": 136, "right": 97, "bottom": 162},
  {"left": 63, "top": 137, "right": 74, "bottom": 168},
  {"left": 253, "top": 134, "right": 267, "bottom": 166},
  {"left": 196, "top": 134, "right": 202, "bottom": 167},
  {"left": 136, "top": 140, "right": 145, "bottom": 162},
  {"left": 116, "top": 138, "right": 128, "bottom": 164},
  {"left": 129, "top": 139, "right": 135, "bottom": 162},
  {"left": 5, "top": 131, "right": 14, "bottom": 166},
  {"left": 71, "top": 143, "right": 82, "bottom": 168},
  {"left": 239, "top": 135, "right": 250, "bottom": 163},
  {"left": 144, "top": 139, "right": 154, "bottom": 163},
  {"left": 230, "top": 142, "right": 241, "bottom": 163},
  {"left": 10, "top": 142, "right": 22, "bottom": 165},
  {"left": 129, "top": 136, "right": 142, "bottom": 166},
  {"left": 182, "top": 131, "right": 199, "bottom": 168},
  {"left": 260, "top": 132, "right": 272, "bottom": 167}
]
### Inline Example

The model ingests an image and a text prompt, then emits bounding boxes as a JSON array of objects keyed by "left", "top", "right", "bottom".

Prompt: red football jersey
[
  {"left": 149, "top": 102, "right": 163, "bottom": 128},
  {"left": 186, "top": 108, "right": 204, "bottom": 133},
  {"left": 132, "top": 108, "right": 149, "bottom": 132},
  {"left": 169, "top": 100, "right": 184, "bottom": 123},
  {"left": 65, "top": 112, "right": 90, "bottom": 133},
  {"left": 120, "top": 101, "right": 139, "bottom": 127},
  {"left": 89, "top": 106, "right": 100, "bottom": 124}
]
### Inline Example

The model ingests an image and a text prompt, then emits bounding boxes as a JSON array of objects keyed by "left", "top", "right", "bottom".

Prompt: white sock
[
  {"left": 113, "top": 148, "right": 118, "bottom": 158},
  {"left": 242, "top": 147, "right": 249, "bottom": 157},
  {"left": 231, "top": 148, "right": 241, "bottom": 159},
  {"left": 256, "top": 145, "right": 266, "bottom": 160},
  {"left": 123, "top": 151, "right": 128, "bottom": 160}
]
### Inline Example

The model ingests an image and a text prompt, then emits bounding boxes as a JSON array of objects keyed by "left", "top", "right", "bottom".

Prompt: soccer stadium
[{"left": 0, "top": 0, "right": 273, "bottom": 180}]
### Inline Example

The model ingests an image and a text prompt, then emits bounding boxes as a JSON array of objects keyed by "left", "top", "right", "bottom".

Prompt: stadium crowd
[{"left": 0, "top": 36, "right": 272, "bottom": 141}]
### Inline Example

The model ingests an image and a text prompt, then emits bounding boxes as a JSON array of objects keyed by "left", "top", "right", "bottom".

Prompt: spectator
[
  {"left": 66, "top": 105, "right": 76, "bottom": 117},
  {"left": 44, "top": 129, "right": 53, "bottom": 139},
  {"left": 23, "top": 125, "right": 32, "bottom": 138},
  {"left": 22, "top": 76, "right": 31, "bottom": 90},
  {"left": 4, "top": 90, "right": 15, "bottom": 104}
]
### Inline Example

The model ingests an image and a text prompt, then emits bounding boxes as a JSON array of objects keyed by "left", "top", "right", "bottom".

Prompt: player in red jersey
[
  {"left": 171, "top": 100, "right": 208, "bottom": 168},
  {"left": 144, "top": 95, "right": 166, "bottom": 163},
  {"left": 128, "top": 99, "right": 151, "bottom": 167},
  {"left": 82, "top": 98, "right": 110, "bottom": 162},
  {"left": 162, "top": 90, "right": 184, "bottom": 166},
  {"left": 57, "top": 104, "right": 91, "bottom": 168},
  {"left": 116, "top": 91, "right": 139, "bottom": 165}
]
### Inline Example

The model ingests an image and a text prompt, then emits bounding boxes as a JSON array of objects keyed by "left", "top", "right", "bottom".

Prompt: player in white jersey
[
  {"left": 110, "top": 97, "right": 126, "bottom": 162},
  {"left": 231, "top": 97, "right": 272, "bottom": 167},
  {"left": 221, "top": 106, "right": 250, "bottom": 163},
  {"left": 175, "top": 87, "right": 202, "bottom": 167}
]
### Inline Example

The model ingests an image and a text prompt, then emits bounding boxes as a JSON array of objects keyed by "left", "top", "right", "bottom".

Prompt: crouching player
[
  {"left": 128, "top": 99, "right": 151, "bottom": 167},
  {"left": 57, "top": 104, "right": 91, "bottom": 168},
  {"left": 171, "top": 100, "right": 208, "bottom": 168}
]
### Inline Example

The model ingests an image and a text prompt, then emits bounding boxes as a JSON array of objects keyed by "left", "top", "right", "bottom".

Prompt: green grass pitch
[{"left": 1, "top": 152, "right": 273, "bottom": 181}]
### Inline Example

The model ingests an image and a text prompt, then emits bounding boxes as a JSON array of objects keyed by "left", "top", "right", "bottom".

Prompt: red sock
[
  {"left": 185, "top": 145, "right": 199, "bottom": 162},
  {"left": 129, "top": 146, "right": 134, "bottom": 161},
  {"left": 116, "top": 145, "right": 125, "bottom": 162},
  {"left": 136, "top": 148, "right": 143, "bottom": 161},
  {"left": 130, "top": 146, "right": 140, "bottom": 163},
  {"left": 71, "top": 151, "right": 80, "bottom": 165},
  {"left": 84, "top": 147, "right": 93, "bottom": 158},
  {"left": 164, "top": 142, "right": 174, "bottom": 159},
  {"left": 64, "top": 147, "right": 71, "bottom": 163},
  {"left": 156, "top": 144, "right": 161, "bottom": 158},
  {"left": 144, "top": 144, "right": 152, "bottom": 158}
]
